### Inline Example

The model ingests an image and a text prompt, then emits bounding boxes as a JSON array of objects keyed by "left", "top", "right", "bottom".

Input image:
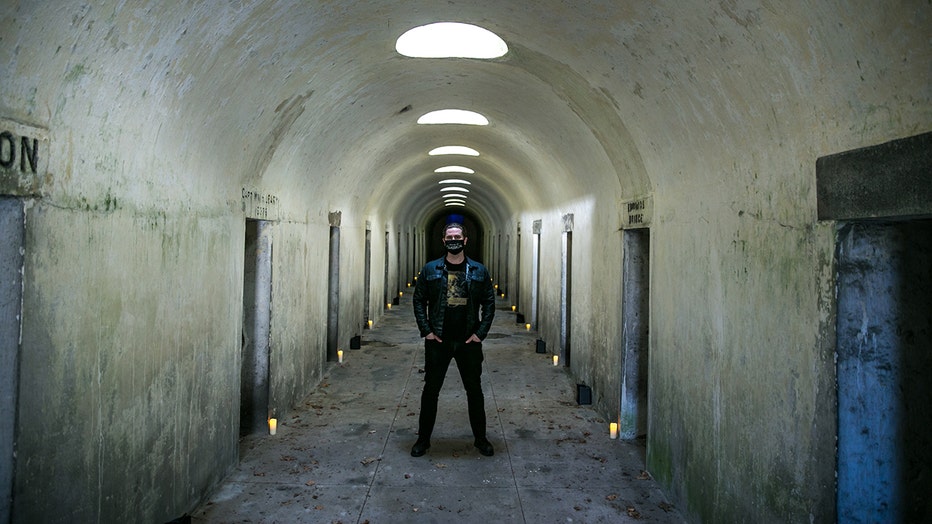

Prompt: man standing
[{"left": 411, "top": 222, "right": 496, "bottom": 457}]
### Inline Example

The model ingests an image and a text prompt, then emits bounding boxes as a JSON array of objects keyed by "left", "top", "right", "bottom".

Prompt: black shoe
[
  {"left": 474, "top": 437, "right": 494, "bottom": 456},
  {"left": 410, "top": 439, "right": 430, "bottom": 457}
]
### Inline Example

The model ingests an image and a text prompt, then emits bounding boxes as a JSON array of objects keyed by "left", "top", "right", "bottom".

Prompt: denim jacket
[{"left": 412, "top": 256, "right": 496, "bottom": 340}]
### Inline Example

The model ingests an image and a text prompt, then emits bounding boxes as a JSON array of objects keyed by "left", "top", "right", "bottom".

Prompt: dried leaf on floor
[
  {"left": 626, "top": 505, "right": 641, "bottom": 518},
  {"left": 637, "top": 470, "right": 652, "bottom": 480}
]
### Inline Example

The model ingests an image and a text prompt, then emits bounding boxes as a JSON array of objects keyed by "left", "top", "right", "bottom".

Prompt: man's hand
[
  {"left": 426, "top": 333, "right": 443, "bottom": 343},
  {"left": 465, "top": 334, "right": 482, "bottom": 344}
]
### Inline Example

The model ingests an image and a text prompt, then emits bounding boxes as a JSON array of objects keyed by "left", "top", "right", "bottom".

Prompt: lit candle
[
  {"left": 367, "top": 320, "right": 373, "bottom": 328},
  {"left": 269, "top": 418, "right": 278, "bottom": 435},
  {"left": 387, "top": 303, "right": 392, "bottom": 309},
  {"left": 610, "top": 422, "right": 618, "bottom": 439},
  {"left": 399, "top": 291, "right": 403, "bottom": 297},
  {"left": 552, "top": 355, "right": 559, "bottom": 366},
  {"left": 338, "top": 349, "right": 343, "bottom": 364},
  {"left": 511, "top": 305, "right": 516, "bottom": 311},
  {"left": 525, "top": 323, "right": 531, "bottom": 330},
  {"left": 407, "top": 282, "right": 411, "bottom": 287}
]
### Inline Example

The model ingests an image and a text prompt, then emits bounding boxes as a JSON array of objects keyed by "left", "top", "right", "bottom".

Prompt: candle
[
  {"left": 610, "top": 422, "right": 618, "bottom": 439},
  {"left": 525, "top": 323, "right": 531, "bottom": 330},
  {"left": 407, "top": 282, "right": 411, "bottom": 287},
  {"left": 552, "top": 355, "right": 559, "bottom": 366},
  {"left": 511, "top": 305, "right": 516, "bottom": 311},
  {"left": 387, "top": 303, "right": 391, "bottom": 309},
  {"left": 399, "top": 291, "right": 403, "bottom": 297},
  {"left": 269, "top": 418, "right": 278, "bottom": 435},
  {"left": 367, "top": 320, "right": 373, "bottom": 328},
  {"left": 338, "top": 349, "right": 343, "bottom": 363}
]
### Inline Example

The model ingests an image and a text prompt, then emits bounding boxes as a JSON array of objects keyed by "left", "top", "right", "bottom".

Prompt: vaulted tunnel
[{"left": 1, "top": 2, "right": 930, "bottom": 523}]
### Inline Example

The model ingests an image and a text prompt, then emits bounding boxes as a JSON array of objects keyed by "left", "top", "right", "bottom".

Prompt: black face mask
[{"left": 444, "top": 239, "right": 464, "bottom": 255}]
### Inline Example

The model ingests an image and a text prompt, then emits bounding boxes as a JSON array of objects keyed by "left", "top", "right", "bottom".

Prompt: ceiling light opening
[
  {"left": 440, "top": 187, "right": 470, "bottom": 193},
  {"left": 429, "top": 146, "right": 479, "bottom": 156},
  {"left": 439, "top": 179, "right": 471, "bottom": 185},
  {"left": 396, "top": 22, "right": 508, "bottom": 59},
  {"left": 418, "top": 109, "right": 489, "bottom": 125},
  {"left": 435, "top": 166, "right": 475, "bottom": 174}
]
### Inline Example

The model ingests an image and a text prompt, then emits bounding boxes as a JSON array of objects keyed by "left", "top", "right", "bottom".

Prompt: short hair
[{"left": 442, "top": 222, "right": 467, "bottom": 238}]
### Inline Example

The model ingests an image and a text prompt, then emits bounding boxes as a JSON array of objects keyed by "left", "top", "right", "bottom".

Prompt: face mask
[{"left": 444, "top": 239, "right": 464, "bottom": 254}]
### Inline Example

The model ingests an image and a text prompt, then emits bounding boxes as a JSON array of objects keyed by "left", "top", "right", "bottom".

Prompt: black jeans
[{"left": 417, "top": 338, "right": 486, "bottom": 441}]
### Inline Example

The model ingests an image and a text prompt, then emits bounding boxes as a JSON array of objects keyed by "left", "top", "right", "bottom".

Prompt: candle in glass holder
[
  {"left": 525, "top": 323, "right": 531, "bottom": 330},
  {"left": 552, "top": 355, "right": 559, "bottom": 366},
  {"left": 511, "top": 305, "right": 516, "bottom": 311},
  {"left": 338, "top": 349, "right": 343, "bottom": 363},
  {"left": 367, "top": 320, "right": 373, "bottom": 328},
  {"left": 610, "top": 422, "right": 618, "bottom": 439},
  {"left": 269, "top": 418, "right": 278, "bottom": 435}
]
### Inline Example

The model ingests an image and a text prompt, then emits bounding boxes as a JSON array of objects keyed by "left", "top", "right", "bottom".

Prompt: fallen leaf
[
  {"left": 305, "top": 480, "right": 316, "bottom": 486},
  {"left": 434, "top": 463, "right": 447, "bottom": 469},
  {"left": 606, "top": 494, "right": 618, "bottom": 501},
  {"left": 637, "top": 470, "right": 652, "bottom": 480}
]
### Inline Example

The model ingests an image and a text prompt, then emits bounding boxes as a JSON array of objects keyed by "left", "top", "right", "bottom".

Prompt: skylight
[
  {"left": 429, "top": 146, "right": 479, "bottom": 156},
  {"left": 439, "top": 179, "right": 471, "bottom": 185},
  {"left": 440, "top": 187, "right": 470, "bottom": 193},
  {"left": 395, "top": 22, "right": 508, "bottom": 59},
  {"left": 418, "top": 109, "right": 489, "bottom": 126},
  {"left": 445, "top": 202, "right": 466, "bottom": 207},
  {"left": 435, "top": 166, "right": 475, "bottom": 174},
  {"left": 443, "top": 193, "right": 468, "bottom": 201}
]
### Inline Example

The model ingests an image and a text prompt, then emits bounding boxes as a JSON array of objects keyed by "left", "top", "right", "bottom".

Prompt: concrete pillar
[{"left": 0, "top": 198, "right": 24, "bottom": 524}]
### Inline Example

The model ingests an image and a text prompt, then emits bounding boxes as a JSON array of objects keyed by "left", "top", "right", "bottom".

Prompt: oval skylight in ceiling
[
  {"left": 429, "top": 146, "right": 479, "bottom": 156},
  {"left": 435, "top": 166, "right": 475, "bottom": 174},
  {"left": 396, "top": 22, "right": 508, "bottom": 59},
  {"left": 418, "top": 109, "right": 489, "bottom": 125}
]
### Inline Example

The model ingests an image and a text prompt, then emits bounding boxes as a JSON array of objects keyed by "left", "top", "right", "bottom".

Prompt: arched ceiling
[{"left": 2, "top": 1, "right": 927, "bottom": 232}]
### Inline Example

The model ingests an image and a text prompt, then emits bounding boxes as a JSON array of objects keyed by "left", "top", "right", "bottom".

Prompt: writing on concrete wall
[
  {"left": 1, "top": 118, "right": 49, "bottom": 196},
  {"left": 621, "top": 196, "right": 652, "bottom": 229},
  {"left": 242, "top": 188, "right": 280, "bottom": 221}
]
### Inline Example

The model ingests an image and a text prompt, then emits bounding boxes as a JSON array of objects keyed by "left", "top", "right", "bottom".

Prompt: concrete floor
[{"left": 192, "top": 295, "right": 686, "bottom": 524}]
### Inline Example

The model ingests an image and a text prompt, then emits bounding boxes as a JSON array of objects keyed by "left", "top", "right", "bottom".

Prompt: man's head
[{"left": 442, "top": 223, "right": 467, "bottom": 254}]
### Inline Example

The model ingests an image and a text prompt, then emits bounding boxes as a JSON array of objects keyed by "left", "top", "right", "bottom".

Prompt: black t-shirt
[{"left": 442, "top": 261, "right": 469, "bottom": 342}]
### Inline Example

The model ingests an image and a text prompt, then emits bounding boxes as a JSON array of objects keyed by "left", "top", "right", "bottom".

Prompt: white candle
[
  {"left": 552, "top": 355, "right": 559, "bottom": 366},
  {"left": 511, "top": 305, "right": 516, "bottom": 311},
  {"left": 338, "top": 350, "right": 343, "bottom": 364},
  {"left": 269, "top": 418, "right": 278, "bottom": 435},
  {"left": 387, "top": 303, "right": 392, "bottom": 309},
  {"left": 525, "top": 323, "right": 531, "bottom": 330},
  {"left": 610, "top": 422, "right": 618, "bottom": 439},
  {"left": 367, "top": 320, "right": 373, "bottom": 328}
]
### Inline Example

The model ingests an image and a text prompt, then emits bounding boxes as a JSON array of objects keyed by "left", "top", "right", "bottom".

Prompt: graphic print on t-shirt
[{"left": 446, "top": 270, "right": 468, "bottom": 307}]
